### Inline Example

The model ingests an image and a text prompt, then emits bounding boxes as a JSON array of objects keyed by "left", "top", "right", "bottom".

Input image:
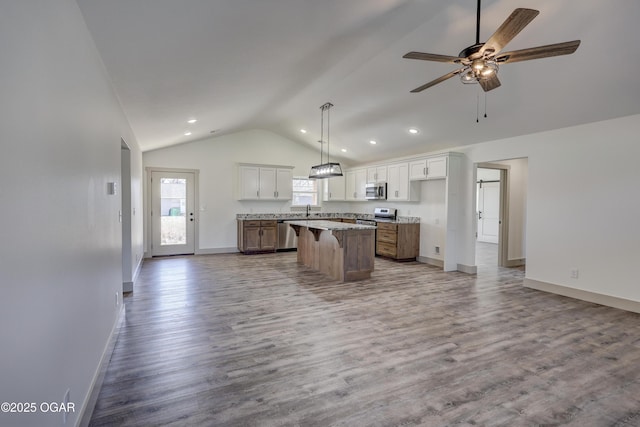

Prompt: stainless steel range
[{"left": 356, "top": 207, "right": 397, "bottom": 226}]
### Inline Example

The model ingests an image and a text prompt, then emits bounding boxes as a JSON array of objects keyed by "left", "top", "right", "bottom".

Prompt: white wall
[
  {"left": 143, "top": 129, "right": 342, "bottom": 253},
  {"left": 0, "top": 1, "right": 143, "bottom": 426},
  {"left": 458, "top": 114, "right": 640, "bottom": 302},
  {"left": 499, "top": 158, "right": 527, "bottom": 261}
]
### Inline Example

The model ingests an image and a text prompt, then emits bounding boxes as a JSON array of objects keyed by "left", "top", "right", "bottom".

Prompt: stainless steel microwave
[{"left": 365, "top": 182, "right": 387, "bottom": 200}]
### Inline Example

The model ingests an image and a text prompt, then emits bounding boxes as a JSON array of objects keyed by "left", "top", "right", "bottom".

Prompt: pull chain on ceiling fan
[{"left": 403, "top": 0, "right": 580, "bottom": 93}]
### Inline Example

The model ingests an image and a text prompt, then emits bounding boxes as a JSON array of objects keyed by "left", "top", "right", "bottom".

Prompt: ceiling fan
[{"left": 403, "top": 0, "right": 580, "bottom": 93}]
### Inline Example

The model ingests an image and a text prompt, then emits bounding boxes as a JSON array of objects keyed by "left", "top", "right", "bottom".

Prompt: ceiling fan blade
[
  {"left": 478, "top": 74, "right": 501, "bottom": 92},
  {"left": 403, "top": 51, "right": 461, "bottom": 64},
  {"left": 495, "top": 40, "right": 581, "bottom": 63},
  {"left": 410, "top": 68, "right": 466, "bottom": 93},
  {"left": 480, "top": 8, "right": 539, "bottom": 57}
]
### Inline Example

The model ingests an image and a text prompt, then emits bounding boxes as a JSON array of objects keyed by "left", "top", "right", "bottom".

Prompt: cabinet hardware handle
[
  {"left": 423, "top": 167, "right": 426, "bottom": 176},
  {"left": 257, "top": 190, "right": 259, "bottom": 197}
]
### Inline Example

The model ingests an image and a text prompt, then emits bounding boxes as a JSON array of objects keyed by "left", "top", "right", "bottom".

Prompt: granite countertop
[
  {"left": 236, "top": 212, "right": 420, "bottom": 224},
  {"left": 284, "top": 220, "right": 376, "bottom": 231}
]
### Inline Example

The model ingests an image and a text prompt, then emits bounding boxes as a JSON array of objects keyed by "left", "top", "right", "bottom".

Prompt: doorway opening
[
  {"left": 476, "top": 167, "right": 500, "bottom": 267},
  {"left": 121, "top": 139, "right": 133, "bottom": 292},
  {"left": 475, "top": 159, "right": 527, "bottom": 269}
]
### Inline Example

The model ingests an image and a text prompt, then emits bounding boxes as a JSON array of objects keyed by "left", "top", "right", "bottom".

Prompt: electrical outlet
[
  {"left": 570, "top": 269, "right": 579, "bottom": 279},
  {"left": 435, "top": 246, "right": 440, "bottom": 255},
  {"left": 115, "top": 292, "right": 119, "bottom": 306}
]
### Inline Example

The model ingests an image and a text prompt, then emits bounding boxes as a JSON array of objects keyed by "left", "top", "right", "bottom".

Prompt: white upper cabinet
[
  {"left": 238, "top": 164, "right": 293, "bottom": 200},
  {"left": 323, "top": 175, "right": 346, "bottom": 201},
  {"left": 238, "top": 165, "right": 261, "bottom": 199},
  {"left": 409, "top": 160, "right": 428, "bottom": 180},
  {"left": 258, "top": 167, "right": 277, "bottom": 199},
  {"left": 366, "top": 165, "right": 387, "bottom": 183},
  {"left": 346, "top": 169, "right": 367, "bottom": 201},
  {"left": 275, "top": 168, "right": 293, "bottom": 200},
  {"left": 409, "top": 155, "right": 448, "bottom": 181},
  {"left": 388, "top": 162, "right": 419, "bottom": 201},
  {"left": 426, "top": 156, "right": 447, "bottom": 179}
]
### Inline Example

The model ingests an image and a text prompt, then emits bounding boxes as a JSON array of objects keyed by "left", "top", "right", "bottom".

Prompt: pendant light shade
[{"left": 309, "top": 102, "right": 343, "bottom": 179}]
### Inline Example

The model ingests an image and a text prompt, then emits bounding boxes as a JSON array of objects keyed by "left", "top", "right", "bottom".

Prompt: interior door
[
  {"left": 477, "top": 180, "right": 500, "bottom": 244},
  {"left": 151, "top": 171, "right": 196, "bottom": 256}
]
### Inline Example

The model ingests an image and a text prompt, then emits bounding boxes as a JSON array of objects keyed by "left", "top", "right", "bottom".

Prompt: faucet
[{"left": 306, "top": 204, "right": 311, "bottom": 217}]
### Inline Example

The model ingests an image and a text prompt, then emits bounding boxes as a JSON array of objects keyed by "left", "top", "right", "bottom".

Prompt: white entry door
[
  {"left": 477, "top": 181, "right": 500, "bottom": 244},
  {"left": 151, "top": 171, "right": 196, "bottom": 256}
]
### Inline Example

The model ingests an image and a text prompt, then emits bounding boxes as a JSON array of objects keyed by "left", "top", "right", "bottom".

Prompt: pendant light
[{"left": 309, "top": 102, "right": 343, "bottom": 179}]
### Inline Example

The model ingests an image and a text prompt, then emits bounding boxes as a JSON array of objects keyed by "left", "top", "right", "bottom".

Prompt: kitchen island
[{"left": 285, "top": 220, "right": 376, "bottom": 282}]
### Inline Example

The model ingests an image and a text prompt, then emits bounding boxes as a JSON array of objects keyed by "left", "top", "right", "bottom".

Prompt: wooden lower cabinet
[
  {"left": 238, "top": 220, "right": 277, "bottom": 253},
  {"left": 376, "top": 222, "right": 419, "bottom": 260}
]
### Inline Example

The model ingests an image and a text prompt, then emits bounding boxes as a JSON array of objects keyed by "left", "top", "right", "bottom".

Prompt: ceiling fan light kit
[
  {"left": 403, "top": 0, "right": 580, "bottom": 93},
  {"left": 309, "top": 102, "right": 343, "bottom": 179}
]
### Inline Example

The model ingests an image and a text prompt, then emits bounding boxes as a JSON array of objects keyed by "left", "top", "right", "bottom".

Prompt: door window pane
[{"left": 160, "top": 178, "right": 186, "bottom": 245}]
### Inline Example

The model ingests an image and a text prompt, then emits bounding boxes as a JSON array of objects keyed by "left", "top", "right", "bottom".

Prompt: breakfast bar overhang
[{"left": 285, "top": 220, "right": 377, "bottom": 282}]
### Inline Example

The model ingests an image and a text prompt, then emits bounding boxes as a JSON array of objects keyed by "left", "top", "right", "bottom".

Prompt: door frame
[
  {"left": 476, "top": 162, "right": 510, "bottom": 267},
  {"left": 145, "top": 167, "right": 199, "bottom": 257},
  {"left": 121, "top": 139, "right": 133, "bottom": 291}
]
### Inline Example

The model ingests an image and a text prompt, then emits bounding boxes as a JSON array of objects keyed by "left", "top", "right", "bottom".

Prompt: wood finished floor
[{"left": 89, "top": 252, "right": 640, "bottom": 426}]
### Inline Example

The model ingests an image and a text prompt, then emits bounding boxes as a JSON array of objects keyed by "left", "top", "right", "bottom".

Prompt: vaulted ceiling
[{"left": 76, "top": 0, "right": 640, "bottom": 163}]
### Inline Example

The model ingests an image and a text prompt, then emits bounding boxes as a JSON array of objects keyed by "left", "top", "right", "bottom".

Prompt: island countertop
[
  {"left": 237, "top": 212, "right": 420, "bottom": 224},
  {"left": 284, "top": 220, "right": 376, "bottom": 231}
]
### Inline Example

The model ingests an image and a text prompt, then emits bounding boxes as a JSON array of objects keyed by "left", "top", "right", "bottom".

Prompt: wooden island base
[{"left": 286, "top": 220, "right": 376, "bottom": 282}]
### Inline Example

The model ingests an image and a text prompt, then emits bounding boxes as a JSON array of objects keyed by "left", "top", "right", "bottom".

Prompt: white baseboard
[
  {"left": 122, "top": 281, "right": 133, "bottom": 293},
  {"left": 417, "top": 256, "right": 444, "bottom": 268},
  {"left": 457, "top": 263, "right": 477, "bottom": 274},
  {"left": 77, "top": 304, "right": 125, "bottom": 427},
  {"left": 524, "top": 278, "right": 640, "bottom": 314},
  {"left": 505, "top": 258, "right": 526, "bottom": 267},
  {"left": 196, "top": 247, "right": 239, "bottom": 255}
]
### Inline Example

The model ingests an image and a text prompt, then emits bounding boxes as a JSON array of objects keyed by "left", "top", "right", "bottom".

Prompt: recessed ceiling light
[
  {"left": 408, "top": 128, "right": 420, "bottom": 135},
  {"left": 187, "top": 119, "right": 197, "bottom": 124},
  {"left": 184, "top": 131, "right": 192, "bottom": 136},
  {"left": 369, "top": 140, "right": 377, "bottom": 145},
  {"left": 300, "top": 129, "right": 307, "bottom": 134},
  {"left": 341, "top": 148, "right": 347, "bottom": 152}
]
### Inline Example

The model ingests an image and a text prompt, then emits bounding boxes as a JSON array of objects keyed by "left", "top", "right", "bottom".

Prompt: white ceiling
[{"left": 76, "top": 0, "right": 640, "bottom": 163}]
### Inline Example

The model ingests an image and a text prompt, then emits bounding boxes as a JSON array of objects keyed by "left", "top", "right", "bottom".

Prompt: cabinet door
[
  {"left": 388, "top": 163, "right": 409, "bottom": 200},
  {"left": 409, "top": 160, "right": 428, "bottom": 180},
  {"left": 354, "top": 169, "right": 367, "bottom": 200},
  {"left": 426, "top": 156, "right": 447, "bottom": 179},
  {"left": 259, "top": 167, "right": 277, "bottom": 199},
  {"left": 260, "top": 223, "right": 278, "bottom": 250},
  {"left": 239, "top": 166, "right": 260, "bottom": 199},
  {"left": 243, "top": 225, "right": 262, "bottom": 251},
  {"left": 275, "top": 168, "right": 292, "bottom": 200},
  {"left": 346, "top": 169, "right": 368, "bottom": 201},
  {"left": 387, "top": 164, "right": 400, "bottom": 200},
  {"left": 367, "top": 166, "right": 387, "bottom": 183},
  {"left": 323, "top": 175, "right": 346, "bottom": 201},
  {"left": 345, "top": 171, "right": 357, "bottom": 201},
  {"left": 375, "top": 166, "right": 388, "bottom": 183}
]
